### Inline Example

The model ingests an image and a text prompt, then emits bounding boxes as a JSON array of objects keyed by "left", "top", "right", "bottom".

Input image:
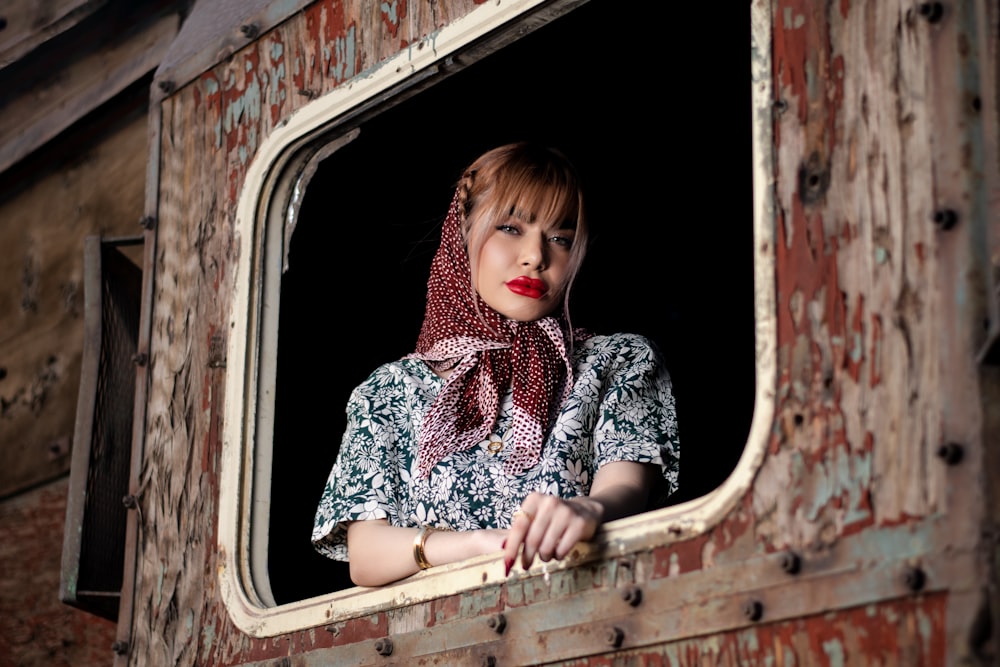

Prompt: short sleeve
[
  {"left": 591, "top": 334, "right": 680, "bottom": 497},
  {"left": 311, "top": 364, "right": 413, "bottom": 561}
]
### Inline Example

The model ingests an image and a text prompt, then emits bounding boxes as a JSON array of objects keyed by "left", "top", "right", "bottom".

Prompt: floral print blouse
[{"left": 312, "top": 332, "right": 680, "bottom": 561}]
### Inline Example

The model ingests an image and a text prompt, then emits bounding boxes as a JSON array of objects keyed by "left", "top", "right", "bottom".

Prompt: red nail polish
[
  {"left": 504, "top": 558, "right": 513, "bottom": 576},
  {"left": 501, "top": 539, "right": 507, "bottom": 549}
]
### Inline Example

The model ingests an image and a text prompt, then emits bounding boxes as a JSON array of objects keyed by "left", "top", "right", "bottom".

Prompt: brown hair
[{"left": 457, "top": 142, "right": 588, "bottom": 323}]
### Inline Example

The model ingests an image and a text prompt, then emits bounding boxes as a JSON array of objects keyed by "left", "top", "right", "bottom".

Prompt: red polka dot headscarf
[{"left": 409, "top": 143, "right": 589, "bottom": 478}]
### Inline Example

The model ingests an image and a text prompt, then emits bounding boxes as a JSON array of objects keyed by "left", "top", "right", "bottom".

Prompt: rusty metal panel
[
  {"left": 154, "top": 0, "right": 329, "bottom": 99},
  {"left": 126, "top": 0, "right": 1000, "bottom": 664}
]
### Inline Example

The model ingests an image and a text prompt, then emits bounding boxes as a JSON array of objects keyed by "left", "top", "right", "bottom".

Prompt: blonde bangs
[{"left": 461, "top": 142, "right": 589, "bottom": 327}]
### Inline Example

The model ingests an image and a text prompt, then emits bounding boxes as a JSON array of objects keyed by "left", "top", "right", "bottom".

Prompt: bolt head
[
  {"left": 621, "top": 586, "right": 642, "bottom": 606},
  {"left": 486, "top": 613, "right": 506, "bottom": 634},
  {"left": 918, "top": 2, "right": 944, "bottom": 22},
  {"left": 932, "top": 209, "right": 958, "bottom": 230},
  {"left": 374, "top": 638, "right": 393, "bottom": 656},
  {"left": 937, "top": 443, "right": 964, "bottom": 465},
  {"left": 743, "top": 599, "right": 764, "bottom": 622},
  {"left": 780, "top": 551, "right": 802, "bottom": 574},
  {"left": 904, "top": 567, "right": 926, "bottom": 592}
]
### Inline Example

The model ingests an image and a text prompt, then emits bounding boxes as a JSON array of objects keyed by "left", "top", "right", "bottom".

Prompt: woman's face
[{"left": 473, "top": 211, "right": 576, "bottom": 322}]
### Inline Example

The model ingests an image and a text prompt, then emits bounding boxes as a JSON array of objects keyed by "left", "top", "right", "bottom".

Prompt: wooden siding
[
  {"left": 0, "top": 6, "right": 181, "bottom": 176},
  {"left": 0, "top": 0, "right": 105, "bottom": 67},
  {"left": 0, "top": 113, "right": 148, "bottom": 498}
]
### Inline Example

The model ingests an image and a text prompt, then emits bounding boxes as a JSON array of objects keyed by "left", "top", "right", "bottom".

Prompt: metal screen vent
[{"left": 60, "top": 236, "right": 143, "bottom": 621}]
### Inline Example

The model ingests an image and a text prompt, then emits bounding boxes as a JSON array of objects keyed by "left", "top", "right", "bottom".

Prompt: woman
[{"left": 312, "top": 142, "right": 679, "bottom": 587}]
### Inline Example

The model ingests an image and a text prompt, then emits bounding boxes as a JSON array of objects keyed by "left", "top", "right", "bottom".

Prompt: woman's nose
[{"left": 520, "top": 235, "right": 547, "bottom": 269}]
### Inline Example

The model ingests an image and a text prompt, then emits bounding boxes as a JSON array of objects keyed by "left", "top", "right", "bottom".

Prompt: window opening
[{"left": 263, "top": 0, "right": 754, "bottom": 604}]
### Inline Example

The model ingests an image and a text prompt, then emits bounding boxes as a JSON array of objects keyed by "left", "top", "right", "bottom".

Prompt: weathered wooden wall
[
  {"left": 0, "top": 2, "right": 189, "bottom": 665},
  {"left": 129, "top": 0, "right": 998, "bottom": 664},
  {"left": 0, "top": 97, "right": 150, "bottom": 667},
  {"left": 0, "top": 111, "right": 148, "bottom": 498}
]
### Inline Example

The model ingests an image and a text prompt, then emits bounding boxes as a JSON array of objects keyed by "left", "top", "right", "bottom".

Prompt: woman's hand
[
  {"left": 503, "top": 493, "right": 602, "bottom": 573},
  {"left": 502, "top": 460, "right": 659, "bottom": 574}
]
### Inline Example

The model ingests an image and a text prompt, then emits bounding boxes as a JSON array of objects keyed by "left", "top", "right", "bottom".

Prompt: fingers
[
  {"left": 504, "top": 493, "right": 601, "bottom": 574},
  {"left": 502, "top": 505, "right": 532, "bottom": 574}
]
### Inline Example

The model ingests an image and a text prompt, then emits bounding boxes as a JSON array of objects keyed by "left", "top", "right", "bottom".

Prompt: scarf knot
[{"left": 408, "top": 191, "right": 580, "bottom": 478}]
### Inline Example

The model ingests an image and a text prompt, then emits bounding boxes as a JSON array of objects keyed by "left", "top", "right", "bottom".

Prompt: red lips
[{"left": 506, "top": 276, "right": 548, "bottom": 299}]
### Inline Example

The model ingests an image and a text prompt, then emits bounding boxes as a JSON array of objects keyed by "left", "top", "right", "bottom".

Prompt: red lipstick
[{"left": 506, "top": 276, "right": 548, "bottom": 299}]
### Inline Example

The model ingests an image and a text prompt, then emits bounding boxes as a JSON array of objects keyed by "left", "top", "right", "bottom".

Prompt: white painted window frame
[{"left": 218, "top": 0, "right": 776, "bottom": 637}]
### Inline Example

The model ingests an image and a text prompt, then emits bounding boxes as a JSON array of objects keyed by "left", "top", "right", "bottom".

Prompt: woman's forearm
[
  {"left": 346, "top": 519, "right": 506, "bottom": 587},
  {"left": 584, "top": 461, "right": 660, "bottom": 522}
]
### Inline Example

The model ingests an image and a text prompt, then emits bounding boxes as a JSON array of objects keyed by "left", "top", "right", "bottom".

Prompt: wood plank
[
  {"left": 0, "top": 11, "right": 178, "bottom": 175},
  {"left": 0, "top": 112, "right": 147, "bottom": 498},
  {"left": 0, "top": 0, "right": 106, "bottom": 69}
]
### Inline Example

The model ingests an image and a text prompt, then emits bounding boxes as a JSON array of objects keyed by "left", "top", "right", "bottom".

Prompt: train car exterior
[{"left": 63, "top": 0, "right": 1000, "bottom": 664}]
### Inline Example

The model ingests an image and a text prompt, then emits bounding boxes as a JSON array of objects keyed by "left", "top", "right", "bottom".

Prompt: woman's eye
[
  {"left": 496, "top": 224, "right": 519, "bottom": 234},
  {"left": 549, "top": 235, "right": 572, "bottom": 248}
]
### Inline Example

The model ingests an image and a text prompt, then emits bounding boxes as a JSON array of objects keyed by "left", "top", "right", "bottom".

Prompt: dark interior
[{"left": 269, "top": 0, "right": 753, "bottom": 602}]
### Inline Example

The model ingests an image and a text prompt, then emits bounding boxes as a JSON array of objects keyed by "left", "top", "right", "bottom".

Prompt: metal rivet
[
  {"left": 773, "top": 99, "right": 788, "bottom": 114},
  {"left": 937, "top": 442, "right": 964, "bottom": 465},
  {"left": 157, "top": 79, "right": 175, "bottom": 95},
  {"left": 132, "top": 353, "right": 148, "bottom": 367},
  {"left": 932, "top": 209, "right": 958, "bottom": 230},
  {"left": 918, "top": 2, "right": 944, "bottom": 22},
  {"left": 374, "top": 638, "right": 393, "bottom": 656},
  {"left": 111, "top": 640, "right": 129, "bottom": 655},
  {"left": 743, "top": 599, "right": 764, "bottom": 622},
  {"left": 780, "top": 551, "right": 802, "bottom": 575},
  {"left": 122, "top": 495, "right": 138, "bottom": 509},
  {"left": 622, "top": 586, "right": 642, "bottom": 607},
  {"left": 605, "top": 626, "right": 624, "bottom": 648},
  {"left": 139, "top": 215, "right": 156, "bottom": 230},
  {"left": 240, "top": 23, "right": 260, "bottom": 39},
  {"left": 904, "top": 567, "right": 926, "bottom": 592},
  {"left": 798, "top": 153, "right": 830, "bottom": 204},
  {"left": 486, "top": 613, "right": 506, "bottom": 634}
]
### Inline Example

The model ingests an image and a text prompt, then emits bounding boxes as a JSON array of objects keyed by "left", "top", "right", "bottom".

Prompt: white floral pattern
[{"left": 312, "top": 333, "right": 679, "bottom": 561}]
